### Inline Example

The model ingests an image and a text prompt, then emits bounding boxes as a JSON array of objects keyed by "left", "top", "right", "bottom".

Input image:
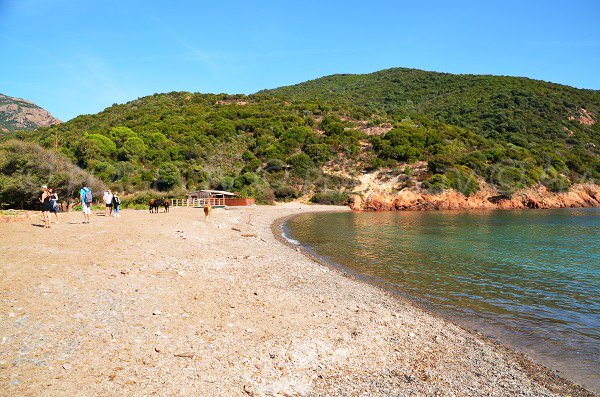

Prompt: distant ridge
[
  {"left": 261, "top": 67, "right": 600, "bottom": 144},
  {"left": 0, "top": 93, "right": 61, "bottom": 133}
]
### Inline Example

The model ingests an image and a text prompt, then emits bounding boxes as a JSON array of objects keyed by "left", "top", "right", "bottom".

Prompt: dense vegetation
[
  {"left": 3, "top": 68, "right": 599, "bottom": 208},
  {"left": 0, "top": 140, "right": 103, "bottom": 209},
  {"left": 263, "top": 68, "right": 599, "bottom": 146}
]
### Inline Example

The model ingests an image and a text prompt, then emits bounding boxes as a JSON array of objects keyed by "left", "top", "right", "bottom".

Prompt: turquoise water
[{"left": 285, "top": 208, "right": 600, "bottom": 392}]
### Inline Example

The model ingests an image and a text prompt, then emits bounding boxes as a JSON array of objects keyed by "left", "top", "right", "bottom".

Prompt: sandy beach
[{"left": 0, "top": 204, "right": 594, "bottom": 396}]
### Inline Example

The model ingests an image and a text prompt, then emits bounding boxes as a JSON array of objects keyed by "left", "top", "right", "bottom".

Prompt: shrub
[
  {"left": 428, "top": 159, "right": 453, "bottom": 174},
  {"left": 155, "top": 163, "right": 181, "bottom": 191},
  {"left": 422, "top": 174, "right": 447, "bottom": 194},
  {"left": 288, "top": 153, "right": 316, "bottom": 179},
  {"left": 310, "top": 191, "right": 350, "bottom": 205},
  {"left": 445, "top": 166, "right": 480, "bottom": 196},
  {"left": 273, "top": 185, "right": 300, "bottom": 201},
  {"left": 0, "top": 140, "right": 104, "bottom": 210},
  {"left": 541, "top": 168, "right": 572, "bottom": 192},
  {"left": 119, "top": 190, "right": 161, "bottom": 208}
]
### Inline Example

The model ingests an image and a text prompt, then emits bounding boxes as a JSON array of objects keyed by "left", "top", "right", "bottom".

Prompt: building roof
[{"left": 188, "top": 190, "right": 237, "bottom": 196}]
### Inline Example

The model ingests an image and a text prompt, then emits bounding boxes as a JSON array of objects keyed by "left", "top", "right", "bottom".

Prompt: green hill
[
  {"left": 4, "top": 68, "right": 599, "bottom": 208},
  {"left": 262, "top": 67, "right": 600, "bottom": 145}
]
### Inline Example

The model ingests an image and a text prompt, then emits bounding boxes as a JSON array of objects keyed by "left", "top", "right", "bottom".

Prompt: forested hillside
[
  {"left": 4, "top": 68, "right": 599, "bottom": 208},
  {"left": 263, "top": 68, "right": 600, "bottom": 146}
]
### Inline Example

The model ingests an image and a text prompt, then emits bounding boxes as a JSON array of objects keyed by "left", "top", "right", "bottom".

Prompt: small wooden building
[{"left": 176, "top": 190, "right": 255, "bottom": 207}]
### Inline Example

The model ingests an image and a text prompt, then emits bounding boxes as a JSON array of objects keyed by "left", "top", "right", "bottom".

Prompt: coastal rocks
[
  {"left": 353, "top": 184, "right": 600, "bottom": 212},
  {"left": 363, "top": 193, "right": 395, "bottom": 211}
]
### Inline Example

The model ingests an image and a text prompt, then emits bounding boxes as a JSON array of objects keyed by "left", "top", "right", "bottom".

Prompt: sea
[{"left": 284, "top": 208, "right": 600, "bottom": 393}]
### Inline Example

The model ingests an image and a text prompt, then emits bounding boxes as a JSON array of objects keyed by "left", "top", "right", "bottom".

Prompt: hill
[
  {"left": 0, "top": 93, "right": 61, "bottom": 133},
  {"left": 5, "top": 68, "right": 600, "bottom": 209},
  {"left": 262, "top": 68, "right": 600, "bottom": 145}
]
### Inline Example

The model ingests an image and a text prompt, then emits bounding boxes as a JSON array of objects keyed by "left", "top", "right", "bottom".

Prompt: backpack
[{"left": 84, "top": 188, "right": 93, "bottom": 204}]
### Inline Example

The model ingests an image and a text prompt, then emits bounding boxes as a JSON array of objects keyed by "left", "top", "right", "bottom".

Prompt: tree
[
  {"left": 155, "top": 163, "right": 181, "bottom": 191},
  {"left": 83, "top": 133, "right": 117, "bottom": 159},
  {"left": 123, "top": 137, "right": 147, "bottom": 160},
  {"left": 288, "top": 153, "right": 315, "bottom": 179}
]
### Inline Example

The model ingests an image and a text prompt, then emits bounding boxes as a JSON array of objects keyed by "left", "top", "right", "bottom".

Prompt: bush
[
  {"left": 0, "top": 140, "right": 104, "bottom": 209},
  {"left": 422, "top": 174, "right": 447, "bottom": 194},
  {"left": 310, "top": 191, "right": 350, "bottom": 205},
  {"left": 273, "top": 185, "right": 300, "bottom": 201},
  {"left": 155, "top": 163, "right": 182, "bottom": 191},
  {"left": 445, "top": 166, "right": 480, "bottom": 196},
  {"left": 369, "top": 157, "right": 385, "bottom": 170},
  {"left": 119, "top": 190, "right": 161, "bottom": 208},
  {"left": 428, "top": 159, "right": 453, "bottom": 174},
  {"left": 489, "top": 163, "right": 530, "bottom": 195},
  {"left": 288, "top": 153, "right": 316, "bottom": 179},
  {"left": 541, "top": 168, "right": 572, "bottom": 192}
]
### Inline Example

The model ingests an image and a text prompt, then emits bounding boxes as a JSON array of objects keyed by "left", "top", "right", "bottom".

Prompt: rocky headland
[{"left": 350, "top": 184, "right": 600, "bottom": 211}]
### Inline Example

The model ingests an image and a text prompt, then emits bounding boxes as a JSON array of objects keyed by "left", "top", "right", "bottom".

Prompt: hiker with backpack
[{"left": 79, "top": 182, "right": 93, "bottom": 224}]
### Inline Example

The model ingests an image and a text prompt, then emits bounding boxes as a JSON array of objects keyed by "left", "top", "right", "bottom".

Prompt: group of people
[
  {"left": 102, "top": 189, "right": 121, "bottom": 218},
  {"left": 39, "top": 185, "right": 60, "bottom": 228},
  {"left": 39, "top": 183, "right": 121, "bottom": 227}
]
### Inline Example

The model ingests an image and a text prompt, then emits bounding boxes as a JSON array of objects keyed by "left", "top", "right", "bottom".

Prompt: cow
[
  {"left": 203, "top": 203, "right": 212, "bottom": 218},
  {"left": 149, "top": 198, "right": 170, "bottom": 213},
  {"left": 149, "top": 199, "right": 159, "bottom": 213}
]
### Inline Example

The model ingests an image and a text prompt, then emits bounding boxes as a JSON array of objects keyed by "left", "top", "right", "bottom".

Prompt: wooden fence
[{"left": 170, "top": 198, "right": 227, "bottom": 207}]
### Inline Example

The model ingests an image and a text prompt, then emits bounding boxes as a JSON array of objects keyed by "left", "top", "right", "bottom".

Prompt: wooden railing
[{"left": 170, "top": 198, "right": 227, "bottom": 207}]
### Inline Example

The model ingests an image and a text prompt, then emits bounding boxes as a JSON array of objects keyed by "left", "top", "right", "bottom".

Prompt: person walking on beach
[
  {"left": 49, "top": 187, "right": 60, "bottom": 223},
  {"left": 39, "top": 185, "right": 53, "bottom": 228},
  {"left": 112, "top": 192, "right": 121, "bottom": 218},
  {"left": 80, "top": 182, "right": 92, "bottom": 224},
  {"left": 103, "top": 190, "right": 113, "bottom": 217}
]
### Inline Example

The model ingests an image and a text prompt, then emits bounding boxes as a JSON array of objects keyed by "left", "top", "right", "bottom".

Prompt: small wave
[{"left": 281, "top": 230, "right": 300, "bottom": 245}]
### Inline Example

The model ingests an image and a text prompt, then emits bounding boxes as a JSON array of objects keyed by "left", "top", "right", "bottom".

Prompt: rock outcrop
[
  {"left": 350, "top": 184, "right": 600, "bottom": 211},
  {"left": 0, "top": 93, "right": 61, "bottom": 133}
]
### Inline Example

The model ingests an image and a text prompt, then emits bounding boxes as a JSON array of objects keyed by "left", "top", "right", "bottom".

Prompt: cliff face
[
  {"left": 350, "top": 184, "right": 600, "bottom": 211},
  {"left": 0, "top": 93, "right": 61, "bottom": 133}
]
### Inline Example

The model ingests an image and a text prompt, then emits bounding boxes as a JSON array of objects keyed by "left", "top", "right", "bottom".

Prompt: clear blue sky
[{"left": 1, "top": 0, "right": 599, "bottom": 121}]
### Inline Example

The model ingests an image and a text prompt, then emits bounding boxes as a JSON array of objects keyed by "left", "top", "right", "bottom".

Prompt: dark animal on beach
[
  {"left": 149, "top": 199, "right": 158, "bottom": 213},
  {"left": 149, "top": 199, "right": 170, "bottom": 213},
  {"left": 204, "top": 204, "right": 212, "bottom": 218}
]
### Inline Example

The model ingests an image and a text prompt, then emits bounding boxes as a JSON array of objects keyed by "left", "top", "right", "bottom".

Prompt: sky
[{"left": 1, "top": 0, "right": 599, "bottom": 121}]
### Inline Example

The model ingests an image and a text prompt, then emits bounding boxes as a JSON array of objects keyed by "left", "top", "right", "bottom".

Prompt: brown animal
[
  {"left": 203, "top": 204, "right": 212, "bottom": 218},
  {"left": 149, "top": 198, "right": 170, "bottom": 213}
]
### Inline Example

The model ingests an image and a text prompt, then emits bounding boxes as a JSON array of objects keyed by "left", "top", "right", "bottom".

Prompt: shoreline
[
  {"left": 274, "top": 211, "right": 596, "bottom": 396},
  {"left": 0, "top": 204, "right": 596, "bottom": 396}
]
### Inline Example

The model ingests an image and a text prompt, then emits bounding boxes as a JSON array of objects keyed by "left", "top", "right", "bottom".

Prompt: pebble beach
[{"left": 0, "top": 204, "right": 594, "bottom": 396}]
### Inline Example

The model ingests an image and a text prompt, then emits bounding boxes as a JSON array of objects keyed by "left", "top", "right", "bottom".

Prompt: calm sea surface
[{"left": 285, "top": 208, "right": 600, "bottom": 392}]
